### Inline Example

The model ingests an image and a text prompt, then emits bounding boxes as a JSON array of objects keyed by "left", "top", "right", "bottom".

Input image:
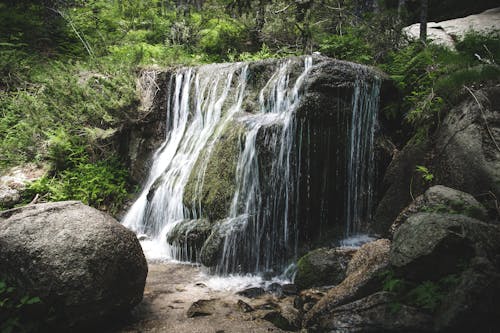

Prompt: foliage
[
  {"left": 415, "top": 165, "right": 434, "bottom": 182},
  {"left": 28, "top": 156, "right": 128, "bottom": 214},
  {"left": 381, "top": 31, "right": 500, "bottom": 139},
  {"left": 319, "top": 31, "right": 373, "bottom": 64},
  {"left": 381, "top": 268, "right": 462, "bottom": 313},
  {"left": 0, "top": 278, "right": 41, "bottom": 333}
]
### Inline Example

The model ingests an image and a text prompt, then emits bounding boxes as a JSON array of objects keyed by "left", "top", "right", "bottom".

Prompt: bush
[{"left": 319, "top": 32, "right": 373, "bottom": 64}]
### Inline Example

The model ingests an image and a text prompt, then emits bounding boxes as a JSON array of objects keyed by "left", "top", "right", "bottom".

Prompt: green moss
[
  {"left": 295, "top": 248, "right": 349, "bottom": 290},
  {"left": 183, "top": 121, "right": 245, "bottom": 222}
]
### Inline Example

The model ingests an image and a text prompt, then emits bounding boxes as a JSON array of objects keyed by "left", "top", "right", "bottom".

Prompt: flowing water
[{"left": 123, "top": 56, "right": 381, "bottom": 277}]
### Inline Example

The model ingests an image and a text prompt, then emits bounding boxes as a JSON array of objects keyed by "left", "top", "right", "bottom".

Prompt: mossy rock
[
  {"left": 295, "top": 247, "right": 356, "bottom": 290},
  {"left": 166, "top": 219, "right": 212, "bottom": 262},
  {"left": 183, "top": 121, "right": 245, "bottom": 221}
]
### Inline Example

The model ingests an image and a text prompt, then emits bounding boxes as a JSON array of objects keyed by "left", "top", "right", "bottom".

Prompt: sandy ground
[{"left": 109, "top": 262, "right": 288, "bottom": 333}]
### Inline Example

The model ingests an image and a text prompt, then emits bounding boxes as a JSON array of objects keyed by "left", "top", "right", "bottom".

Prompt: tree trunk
[{"left": 419, "top": 0, "right": 428, "bottom": 42}]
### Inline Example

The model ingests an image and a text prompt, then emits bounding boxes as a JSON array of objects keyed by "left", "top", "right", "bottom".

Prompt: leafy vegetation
[
  {"left": 381, "top": 268, "right": 462, "bottom": 313},
  {"left": 1, "top": 0, "right": 499, "bottom": 213}
]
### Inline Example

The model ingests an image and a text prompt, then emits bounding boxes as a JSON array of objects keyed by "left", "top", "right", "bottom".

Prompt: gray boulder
[
  {"left": 166, "top": 219, "right": 212, "bottom": 262},
  {"left": 295, "top": 247, "right": 356, "bottom": 290},
  {"left": 432, "top": 86, "right": 500, "bottom": 216},
  {"left": 390, "top": 212, "right": 500, "bottom": 281},
  {"left": 389, "top": 185, "right": 488, "bottom": 237},
  {"left": 0, "top": 201, "right": 148, "bottom": 329}
]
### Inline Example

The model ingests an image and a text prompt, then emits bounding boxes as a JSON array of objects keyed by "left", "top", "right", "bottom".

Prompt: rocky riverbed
[{"left": 112, "top": 262, "right": 290, "bottom": 333}]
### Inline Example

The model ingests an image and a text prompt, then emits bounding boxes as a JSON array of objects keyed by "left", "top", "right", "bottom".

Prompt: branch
[{"left": 464, "top": 85, "right": 500, "bottom": 153}]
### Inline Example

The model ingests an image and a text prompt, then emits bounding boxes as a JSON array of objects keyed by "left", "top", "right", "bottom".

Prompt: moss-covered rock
[
  {"left": 166, "top": 219, "right": 211, "bottom": 262},
  {"left": 389, "top": 185, "right": 488, "bottom": 237},
  {"left": 295, "top": 247, "right": 356, "bottom": 290},
  {"left": 183, "top": 121, "right": 245, "bottom": 222}
]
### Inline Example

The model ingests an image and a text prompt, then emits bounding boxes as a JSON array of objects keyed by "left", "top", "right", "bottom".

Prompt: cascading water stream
[
  {"left": 215, "top": 57, "right": 313, "bottom": 274},
  {"left": 122, "top": 63, "right": 248, "bottom": 259},
  {"left": 122, "top": 56, "right": 381, "bottom": 278}
]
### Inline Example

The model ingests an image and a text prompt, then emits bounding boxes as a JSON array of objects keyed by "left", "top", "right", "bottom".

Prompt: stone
[
  {"left": 295, "top": 247, "right": 356, "bottom": 290},
  {"left": 0, "top": 201, "right": 147, "bottom": 329},
  {"left": 0, "top": 163, "right": 47, "bottom": 209},
  {"left": 186, "top": 299, "right": 217, "bottom": 317},
  {"left": 304, "top": 239, "right": 391, "bottom": 327},
  {"left": 237, "top": 287, "right": 265, "bottom": 299},
  {"left": 307, "top": 291, "right": 433, "bottom": 333},
  {"left": 435, "top": 257, "right": 500, "bottom": 332},
  {"left": 403, "top": 8, "right": 500, "bottom": 49},
  {"left": 166, "top": 219, "right": 212, "bottom": 262},
  {"left": 373, "top": 139, "right": 430, "bottom": 236},
  {"left": 183, "top": 121, "right": 245, "bottom": 222},
  {"left": 390, "top": 212, "right": 500, "bottom": 281},
  {"left": 261, "top": 298, "right": 301, "bottom": 332},
  {"left": 389, "top": 185, "right": 488, "bottom": 237},
  {"left": 237, "top": 299, "right": 254, "bottom": 313},
  {"left": 432, "top": 86, "right": 500, "bottom": 214}
]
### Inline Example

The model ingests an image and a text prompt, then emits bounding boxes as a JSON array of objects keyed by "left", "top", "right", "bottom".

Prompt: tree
[{"left": 419, "top": 0, "right": 428, "bottom": 42}]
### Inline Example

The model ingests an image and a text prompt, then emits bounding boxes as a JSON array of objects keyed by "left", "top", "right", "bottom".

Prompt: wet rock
[
  {"left": 304, "top": 239, "right": 390, "bottom": 327},
  {"left": 166, "top": 219, "right": 212, "bottom": 261},
  {"left": 236, "top": 299, "right": 254, "bottom": 313},
  {"left": 295, "top": 247, "right": 356, "bottom": 290},
  {"left": 390, "top": 212, "right": 500, "bottom": 281},
  {"left": 266, "top": 283, "right": 283, "bottom": 296},
  {"left": 389, "top": 185, "right": 488, "bottom": 237},
  {"left": 307, "top": 291, "right": 433, "bottom": 333},
  {"left": 199, "top": 217, "right": 247, "bottom": 269},
  {"left": 0, "top": 201, "right": 147, "bottom": 329},
  {"left": 183, "top": 121, "right": 245, "bottom": 222},
  {"left": 237, "top": 287, "right": 265, "bottom": 299},
  {"left": 282, "top": 284, "right": 298, "bottom": 296},
  {"left": 186, "top": 299, "right": 217, "bottom": 317}
]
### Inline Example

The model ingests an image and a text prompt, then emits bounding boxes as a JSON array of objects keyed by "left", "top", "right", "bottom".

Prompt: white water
[
  {"left": 123, "top": 63, "right": 248, "bottom": 255},
  {"left": 123, "top": 56, "right": 381, "bottom": 279}
]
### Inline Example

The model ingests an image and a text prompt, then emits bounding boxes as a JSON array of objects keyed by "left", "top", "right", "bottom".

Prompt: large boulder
[
  {"left": 0, "top": 201, "right": 148, "bottom": 329},
  {"left": 304, "top": 239, "right": 391, "bottom": 328},
  {"left": 390, "top": 212, "right": 500, "bottom": 281},
  {"left": 375, "top": 85, "right": 500, "bottom": 236},
  {"left": 389, "top": 185, "right": 488, "bottom": 237},
  {"left": 432, "top": 86, "right": 500, "bottom": 212},
  {"left": 390, "top": 212, "right": 500, "bottom": 331},
  {"left": 295, "top": 247, "right": 356, "bottom": 290}
]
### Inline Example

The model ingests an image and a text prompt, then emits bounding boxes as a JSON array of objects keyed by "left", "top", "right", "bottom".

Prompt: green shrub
[
  {"left": 319, "top": 32, "right": 373, "bottom": 64},
  {"left": 28, "top": 157, "right": 128, "bottom": 214}
]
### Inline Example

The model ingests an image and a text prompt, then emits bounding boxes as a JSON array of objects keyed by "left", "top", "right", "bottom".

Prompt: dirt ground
[{"left": 110, "top": 262, "right": 288, "bottom": 333}]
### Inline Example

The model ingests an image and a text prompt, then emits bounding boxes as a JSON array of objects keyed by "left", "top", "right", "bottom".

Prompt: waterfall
[
  {"left": 215, "top": 57, "right": 313, "bottom": 274},
  {"left": 346, "top": 79, "right": 380, "bottom": 236},
  {"left": 123, "top": 56, "right": 381, "bottom": 275},
  {"left": 122, "top": 63, "right": 248, "bottom": 258}
]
